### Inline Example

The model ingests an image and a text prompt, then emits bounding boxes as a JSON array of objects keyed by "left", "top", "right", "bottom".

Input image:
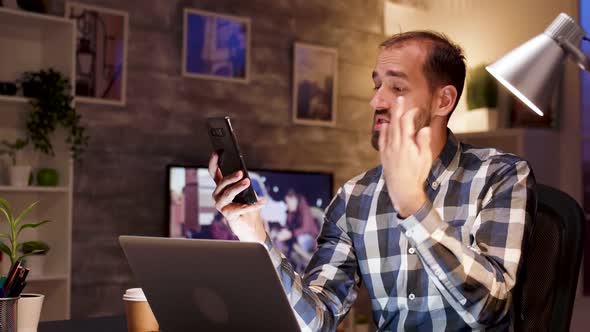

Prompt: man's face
[{"left": 370, "top": 42, "right": 435, "bottom": 150}]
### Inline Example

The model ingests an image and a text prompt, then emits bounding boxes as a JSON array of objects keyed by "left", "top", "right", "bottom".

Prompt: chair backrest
[{"left": 513, "top": 184, "right": 586, "bottom": 332}]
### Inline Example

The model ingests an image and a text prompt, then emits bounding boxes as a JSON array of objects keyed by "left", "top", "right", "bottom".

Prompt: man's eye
[
  {"left": 373, "top": 85, "right": 381, "bottom": 91},
  {"left": 393, "top": 86, "right": 405, "bottom": 92}
]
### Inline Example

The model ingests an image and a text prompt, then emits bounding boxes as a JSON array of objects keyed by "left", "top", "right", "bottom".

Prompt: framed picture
[
  {"left": 292, "top": 43, "right": 338, "bottom": 127},
  {"left": 182, "top": 8, "right": 250, "bottom": 83},
  {"left": 65, "top": 2, "right": 128, "bottom": 106}
]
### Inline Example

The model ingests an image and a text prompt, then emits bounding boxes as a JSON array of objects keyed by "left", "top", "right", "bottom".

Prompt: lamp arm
[{"left": 558, "top": 38, "right": 590, "bottom": 72}]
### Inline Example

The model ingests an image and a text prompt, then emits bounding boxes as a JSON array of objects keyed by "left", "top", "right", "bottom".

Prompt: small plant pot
[
  {"left": 17, "top": 293, "right": 44, "bottom": 332},
  {"left": 36, "top": 168, "right": 58, "bottom": 186},
  {"left": 9, "top": 166, "right": 31, "bottom": 187},
  {"left": 23, "top": 255, "right": 46, "bottom": 277}
]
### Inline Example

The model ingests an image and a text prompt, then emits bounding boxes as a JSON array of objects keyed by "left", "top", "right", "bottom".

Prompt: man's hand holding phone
[{"left": 208, "top": 152, "right": 268, "bottom": 244}]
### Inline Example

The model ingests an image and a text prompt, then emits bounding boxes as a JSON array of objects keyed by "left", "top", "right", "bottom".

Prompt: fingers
[
  {"left": 215, "top": 178, "right": 250, "bottom": 210},
  {"left": 212, "top": 170, "right": 243, "bottom": 200},
  {"left": 223, "top": 201, "right": 265, "bottom": 222},
  {"left": 378, "top": 122, "right": 389, "bottom": 152},
  {"left": 389, "top": 96, "right": 404, "bottom": 146},
  {"left": 416, "top": 126, "right": 432, "bottom": 162},
  {"left": 208, "top": 152, "right": 222, "bottom": 183},
  {"left": 400, "top": 108, "right": 418, "bottom": 142}
]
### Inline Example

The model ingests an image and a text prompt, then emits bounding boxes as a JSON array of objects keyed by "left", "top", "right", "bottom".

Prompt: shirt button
[
  {"left": 408, "top": 293, "right": 415, "bottom": 300},
  {"left": 431, "top": 181, "right": 439, "bottom": 190},
  {"left": 408, "top": 247, "right": 416, "bottom": 255}
]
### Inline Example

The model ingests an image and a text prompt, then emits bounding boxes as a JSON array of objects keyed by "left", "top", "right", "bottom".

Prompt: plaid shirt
[{"left": 265, "top": 132, "right": 535, "bottom": 331}]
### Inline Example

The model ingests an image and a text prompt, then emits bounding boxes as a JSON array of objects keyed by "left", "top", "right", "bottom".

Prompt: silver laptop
[{"left": 119, "top": 236, "right": 301, "bottom": 332}]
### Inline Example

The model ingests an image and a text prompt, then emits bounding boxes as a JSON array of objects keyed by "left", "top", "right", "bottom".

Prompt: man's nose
[{"left": 370, "top": 88, "right": 390, "bottom": 110}]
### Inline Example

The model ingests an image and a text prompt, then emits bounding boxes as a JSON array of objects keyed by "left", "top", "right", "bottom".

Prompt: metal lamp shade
[
  {"left": 486, "top": 13, "right": 586, "bottom": 117},
  {"left": 486, "top": 34, "right": 565, "bottom": 116}
]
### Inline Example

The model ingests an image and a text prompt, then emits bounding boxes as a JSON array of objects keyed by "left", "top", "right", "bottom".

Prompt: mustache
[{"left": 374, "top": 109, "right": 389, "bottom": 116}]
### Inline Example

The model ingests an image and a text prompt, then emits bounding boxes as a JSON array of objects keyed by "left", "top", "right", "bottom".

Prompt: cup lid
[{"left": 123, "top": 288, "right": 147, "bottom": 301}]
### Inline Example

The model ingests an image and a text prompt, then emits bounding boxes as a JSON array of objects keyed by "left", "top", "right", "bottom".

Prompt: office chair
[{"left": 513, "top": 184, "right": 586, "bottom": 332}]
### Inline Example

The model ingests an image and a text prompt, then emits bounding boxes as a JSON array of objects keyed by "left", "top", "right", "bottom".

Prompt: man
[{"left": 208, "top": 31, "right": 535, "bottom": 331}]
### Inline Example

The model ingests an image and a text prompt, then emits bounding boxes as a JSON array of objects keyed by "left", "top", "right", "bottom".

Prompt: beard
[{"left": 370, "top": 106, "right": 431, "bottom": 151}]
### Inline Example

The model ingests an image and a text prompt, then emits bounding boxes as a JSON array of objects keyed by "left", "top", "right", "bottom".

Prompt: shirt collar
[{"left": 427, "top": 129, "right": 460, "bottom": 187}]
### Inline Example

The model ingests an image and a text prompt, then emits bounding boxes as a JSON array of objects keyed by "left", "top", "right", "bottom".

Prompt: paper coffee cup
[{"left": 123, "top": 288, "right": 159, "bottom": 332}]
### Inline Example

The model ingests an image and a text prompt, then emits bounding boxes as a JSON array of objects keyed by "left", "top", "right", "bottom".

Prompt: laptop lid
[{"left": 119, "top": 236, "right": 301, "bottom": 332}]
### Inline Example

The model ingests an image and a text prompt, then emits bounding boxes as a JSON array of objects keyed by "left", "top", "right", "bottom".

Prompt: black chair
[{"left": 514, "top": 184, "right": 586, "bottom": 332}]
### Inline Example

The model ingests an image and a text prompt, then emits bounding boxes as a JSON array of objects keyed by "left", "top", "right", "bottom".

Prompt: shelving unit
[
  {"left": 456, "top": 128, "right": 560, "bottom": 188},
  {"left": 0, "top": 7, "right": 74, "bottom": 321},
  {"left": 0, "top": 95, "right": 28, "bottom": 103},
  {"left": 0, "top": 186, "right": 69, "bottom": 193}
]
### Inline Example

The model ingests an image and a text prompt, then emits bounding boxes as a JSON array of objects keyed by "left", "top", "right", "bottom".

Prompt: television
[{"left": 168, "top": 165, "right": 333, "bottom": 273}]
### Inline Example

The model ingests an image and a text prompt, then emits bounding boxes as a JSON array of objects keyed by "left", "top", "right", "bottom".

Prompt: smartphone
[{"left": 206, "top": 116, "right": 258, "bottom": 205}]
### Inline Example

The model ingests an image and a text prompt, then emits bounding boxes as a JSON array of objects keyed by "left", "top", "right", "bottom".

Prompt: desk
[{"left": 39, "top": 315, "right": 126, "bottom": 332}]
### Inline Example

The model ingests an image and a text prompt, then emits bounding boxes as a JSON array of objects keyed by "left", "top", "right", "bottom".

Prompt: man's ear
[{"left": 432, "top": 85, "right": 458, "bottom": 118}]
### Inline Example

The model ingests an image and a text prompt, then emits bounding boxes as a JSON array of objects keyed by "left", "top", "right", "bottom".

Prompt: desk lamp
[{"left": 486, "top": 13, "right": 589, "bottom": 116}]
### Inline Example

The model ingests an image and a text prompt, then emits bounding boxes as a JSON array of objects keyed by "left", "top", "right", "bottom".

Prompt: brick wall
[{"left": 51, "top": 0, "right": 385, "bottom": 317}]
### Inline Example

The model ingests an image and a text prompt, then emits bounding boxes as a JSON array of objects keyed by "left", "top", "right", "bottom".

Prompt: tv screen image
[{"left": 168, "top": 166, "right": 333, "bottom": 273}]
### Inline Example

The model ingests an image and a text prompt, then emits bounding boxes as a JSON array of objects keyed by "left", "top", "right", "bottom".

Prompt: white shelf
[
  {"left": 28, "top": 274, "right": 68, "bottom": 282},
  {"left": 0, "top": 7, "right": 72, "bottom": 29},
  {"left": 0, "top": 95, "right": 28, "bottom": 104},
  {"left": 0, "top": 186, "right": 69, "bottom": 193},
  {"left": 0, "top": 7, "right": 74, "bottom": 321},
  {"left": 455, "top": 128, "right": 556, "bottom": 139}
]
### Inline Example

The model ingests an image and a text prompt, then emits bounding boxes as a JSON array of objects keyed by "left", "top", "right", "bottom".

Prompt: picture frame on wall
[
  {"left": 182, "top": 8, "right": 251, "bottom": 83},
  {"left": 65, "top": 2, "right": 128, "bottom": 106},
  {"left": 292, "top": 42, "right": 338, "bottom": 127}
]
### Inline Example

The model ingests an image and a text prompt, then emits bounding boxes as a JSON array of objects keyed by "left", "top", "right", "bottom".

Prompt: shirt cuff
[
  {"left": 398, "top": 199, "right": 445, "bottom": 245},
  {"left": 263, "top": 232, "right": 284, "bottom": 269}
]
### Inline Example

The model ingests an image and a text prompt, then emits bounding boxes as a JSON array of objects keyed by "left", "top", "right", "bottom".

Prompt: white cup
[
  {"left": 17, "top": 293, "right": 44, "bottom": 332},
  {"left": 123, "top": 288, "right": 159, "bottom": 332}
]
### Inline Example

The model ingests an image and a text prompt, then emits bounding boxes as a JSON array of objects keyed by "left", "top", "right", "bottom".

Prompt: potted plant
[
  {"left": 0, "top": 197, "right": 50, "bottom": 331},
  {"left": 464, "top": 64, "right": 499, "bottom": 132},
  {"left": 20, "top": 241, "right": 50, "bottom": 276},
  {"left": 20, "top": 69, "right": 89, "bottom": 157},
  {"left": 0, "top": 198, "right": 51, "bottom": 267},
  {"left": 19, "top": 69, "right": 89, "bottom": 185},
  {"left": 0, "top": 138, "right": 31, "bottom": 187}
]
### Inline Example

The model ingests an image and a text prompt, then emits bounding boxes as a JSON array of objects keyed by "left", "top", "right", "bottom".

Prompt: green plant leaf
[
  {"left": 17, "top": 250, "right": 47, "bottom": 262},
  {"left": 0, "top": 197, "right": 12, "bottom": 217},
  {"left": 19, "top": 240, "right": 49, "bottom": 254},
  {"left": 17, "top": 220, "right": 50, "bottom": 236},
  {"left": 0, "top": 242, "right": 12, "bottom": 258},
  {"left": 0, "top": 232, "right": 9, "bottom": 239},
  {"left": 14, "top": 201, "right": 40, "bottom": 227},
  {"left": 0, "top": 206, "right": 11, "bottom": 225},
  {"left": 22, "top": 69, "right": 86, "bottom": 158}
]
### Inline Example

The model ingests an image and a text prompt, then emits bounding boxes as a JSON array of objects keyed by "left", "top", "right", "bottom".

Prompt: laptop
[{"left": 119, "top": 236, "right": 301, "bottom": 332}]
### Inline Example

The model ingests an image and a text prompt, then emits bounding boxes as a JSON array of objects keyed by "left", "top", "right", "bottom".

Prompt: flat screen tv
[{"left": 168, "top": 165, "right": 333, "bottom": 273}]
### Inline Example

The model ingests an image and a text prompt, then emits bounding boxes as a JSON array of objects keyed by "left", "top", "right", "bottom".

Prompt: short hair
[{"left": 380, "top": 30, "right": 466, "bottom": 113}]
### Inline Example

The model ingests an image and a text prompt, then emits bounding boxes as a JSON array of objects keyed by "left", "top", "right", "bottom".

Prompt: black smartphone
[{"left": 206, "top": 116, "right": 258, "bottom": 205}]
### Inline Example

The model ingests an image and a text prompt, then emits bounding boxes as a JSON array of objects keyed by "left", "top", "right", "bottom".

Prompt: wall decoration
[
  {"left": 292, "top": 43, "right": 338, "bottom": 127},
  {"left": 65, "top": 2, "right": 128, "bottom": 106},
  {"left": 182, "top": 8, "right": 250, "bottom": 83}
]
